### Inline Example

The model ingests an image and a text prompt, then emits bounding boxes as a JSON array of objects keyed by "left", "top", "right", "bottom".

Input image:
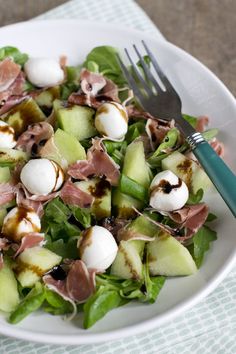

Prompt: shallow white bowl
[{"left": 0, "top": 20, "right": 235, "bottom": 345}]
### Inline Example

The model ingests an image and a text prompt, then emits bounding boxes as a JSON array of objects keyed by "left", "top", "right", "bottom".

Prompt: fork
[{"left": 117, "top": 40, "right": 236, "bottom": 217}]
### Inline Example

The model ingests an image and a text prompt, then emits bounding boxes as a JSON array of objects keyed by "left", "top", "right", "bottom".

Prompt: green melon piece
[
  {"left": 112, "top": 189, "right": 143, "bottom": 218},
  {"left": 54, "top": 128, "right": 86, "bottom": 164},
  {"left": 3, "top": 98, "right": 46, "bottom": 136},
  {"left": 162, "top": 151, "right": 211, "bottom": 193},
  {"left": 111, "top": 240, "right": 144, "bottom": 280},
  {"left": 16, "top": 246, "right": 62, "bottom": 287},
  {"left": 147, "top": 232, "right": 197, "bottom": 276},
  {"left": 0, "top": 166, "right": 11, "bottom": 183},
  {"left": 0, "top": 260, "right": 20, "bottom": 312},
  {"left": 56, "top": 103, "right": 97, "bottom": 140},
  {"left": 0, "top": 208, "right": 7, "bottom": 227},
  {"left": 128, "top": 215, "right": 159, "bottom": 237},
  {"left": 35, "top": 87, "right": 60, "bottom": 108},
  {"left": 123, "top": 140, "right": 151, "bottom": 188},
  {"left": 75, "top": 178, "right": 111, "bottom": 219},
  {"left": 0, "top": 148, "right": 28, "bottom": 167}
]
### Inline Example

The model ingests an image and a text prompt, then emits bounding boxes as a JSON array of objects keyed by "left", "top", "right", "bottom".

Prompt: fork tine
[
  {"left": 124, "top": 48, "right": 153, "bottom": 95},
  {"left": 116, "top": 53, "right": 145, "bottom": 100},
  {"left": 133, "top": 44, "right": 163, "bottom": 92},
  {"left": 142, "top": 40, "right": 174, "bottom": 91}
]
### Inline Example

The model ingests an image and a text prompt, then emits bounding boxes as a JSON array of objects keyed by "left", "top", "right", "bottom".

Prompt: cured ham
[
  {"left": 16, "top": 122, "right": 54, "bottom": 155},
  {"left": 169, "top": 203, "right": 209, "bottom": 240},
  {"left": 68, "top": 139, "right": 120, "bottom": 186},
  {"left": 0, "top": 183, "right": 16, "bottom": 206},
  {"left": 68, "top": 69, "right": 119, "bottom": 108},
  {"left": 43, "top": 260, "right": 96, "bottom": 303},
  {"left": 0, "top": 58, "right": 21, "bottom": 95},
  {"left": 14, "top": 232, "right": 44, "bottom": 257},
  {"left": 60, "top": 179, "right": 94, "bottom": 208}
]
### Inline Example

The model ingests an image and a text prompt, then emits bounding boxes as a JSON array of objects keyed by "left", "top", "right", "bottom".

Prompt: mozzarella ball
[
  {"left": 78, "top": 225, "right": 118, "bottom": 271},
  {"left": 0, "top": 121, "right": 16, "bottom": 148},
  {"left": 95, "top": 102, "right": 128, "bottom": 140},
  {"left": 150, "top": 170, "right": 189, "bottom": 212},
  {"left": 24, "top": 58, "right": 64, "bottom": 87},
  {"left": 2, "top": 206, "right": 41, "bottom": 242},
  {"left": 20, "top": 159, "right": 64, "bottom": 196}
]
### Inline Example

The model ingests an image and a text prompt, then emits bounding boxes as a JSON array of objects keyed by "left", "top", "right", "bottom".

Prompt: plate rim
[{"left": 0, "top": 19, "right": 235, "bottom": 345}]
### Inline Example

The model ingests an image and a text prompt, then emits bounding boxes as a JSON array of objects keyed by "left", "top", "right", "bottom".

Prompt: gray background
[{"left": 0, "top": 0, "right": 235, "bottom": 96}]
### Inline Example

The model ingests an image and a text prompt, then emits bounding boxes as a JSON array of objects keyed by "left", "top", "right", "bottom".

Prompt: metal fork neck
[{"left": 175, "top": 113, "right": 205, "bottom": 149}]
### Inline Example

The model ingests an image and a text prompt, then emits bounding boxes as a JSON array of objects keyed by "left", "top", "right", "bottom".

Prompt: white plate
[{"left": 0, "top": 20, "right": 235, "bottom": 345}]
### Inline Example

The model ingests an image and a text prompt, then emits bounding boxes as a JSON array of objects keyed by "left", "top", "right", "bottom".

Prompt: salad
[{"left": 0, "top": 45, "right": 222, "bottom": 329}]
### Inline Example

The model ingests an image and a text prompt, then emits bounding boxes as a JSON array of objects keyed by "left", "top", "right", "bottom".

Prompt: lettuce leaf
[
  {"left": 83, "top": 46, "right": 126, "bottom": 86},
  {"left": 0, "top": 46, "right": 28, "bottom": 66},
  {"left": 188, "top": 225, "right": 217, "bottom": 268}
]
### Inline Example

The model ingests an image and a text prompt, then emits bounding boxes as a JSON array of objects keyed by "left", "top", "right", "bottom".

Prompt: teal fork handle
[{"left": 193, "top": 141, "right": 236, "bottom": 217}]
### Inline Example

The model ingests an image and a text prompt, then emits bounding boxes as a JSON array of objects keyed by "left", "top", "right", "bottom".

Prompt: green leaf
[
  {"left": 143, "top": 261, "right": 165, "bottom": 304},
  {"left": 0, "top": 46, "right": 28, "bottom": 66},
  {"left": 44, "top": 236, "right": 79, "bottom": 259},
  {"left": 83, "top": 286, "right": 126, "bottom": 329},
  {"left": 43, "top": 288, "right": 73, "bottom": 315},
  {"left": 9, "top": 282, "right": 45, "bottom": 324},
  {"left": 119, "top": 174, "right": 148, "bottom": 202},
  {"left": 70, "top": 206, "right": 91, "bottom": 229},
  {"left": 206, "top": 213, "right": 218, "bottom": 222},
  {"left": 148, "top": 128, "right": 179, "bottom": 166},
  {"left": 125, "top": 122, "right": 146, "bottom": 144},
  {"left": 187, "top": 188, "right": 204, "bottom": 205},
  {"left": 182, "top": 114, "right": 198, "bottom": 128},
  {"left": 202, "top": 128, "right": 219, "bottom": 141},
  {"left": 83, "top": 46, "right": 127, "bottom": 86},
  {"left": 189, "top": 226, "right": 217, "bottom": 268},
  {"left": 43, "top": 197, "right": 71, "bottom": 224},
  {"left": 86, "top": 61, "right": 99, "bottom": 73}
]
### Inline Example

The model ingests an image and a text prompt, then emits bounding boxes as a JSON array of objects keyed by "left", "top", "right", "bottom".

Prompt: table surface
[{"left": 0, "top": 0, "right": 235, "bottom": 97}]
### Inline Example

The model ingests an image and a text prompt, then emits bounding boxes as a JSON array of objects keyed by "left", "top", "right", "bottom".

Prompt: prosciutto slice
[
  {"left": 146, "top": 118, "right": 176, "bottom": 150},
  {"left": 16, "top": 122, "right": 54, "bottom": 155},
  {"left": 196, "top": 116, "right": 209, "bottom": 132},
  {"left": 0, "top": 183, "right": 16, "bottom": 206},
  {"left": 68, "top": 69, "right": 119, "bottom": 109},
  {"left": 43, "top": 260, "right": 96, "bottom": 304},
  {"left": 14, "top": 232, "right": 44, "bottom": 257},
  {"left": 0, "top": 58, "right": 21, "bottom": 94},
  {"left": 169, "top": 203, "right": 209, "bottom": 241},
  {"left": 0, "top": 95, "right": 27, "bottom": 116},
  {"left": 16, "top": 185, "right": 44, "bottom": 216},
  {"left": 68, "top": 139, "right": 120, "bottom": 186},
  {"left": 60, "top": 179, "right": 94, "bottom": 208}
]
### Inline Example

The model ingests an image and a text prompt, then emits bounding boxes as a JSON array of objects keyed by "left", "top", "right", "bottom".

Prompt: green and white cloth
[{"left": 0, "top": 0, "right": 235, "bottom": 352}]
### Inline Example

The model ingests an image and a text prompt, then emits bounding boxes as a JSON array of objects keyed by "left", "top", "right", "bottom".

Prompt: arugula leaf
[
  {"left": 43, "top": 197, "right": 71, "bottom": 224},
  {"left": 143, "top": 261, "right": 165, "bottom": 303},
  {"left": 125, "top": 122, "right": 146, "bottom": 144},
  {"left": 44, "top": 236, "right": 79, "bottom": 259},
  {"left": 83, "top": 46, "right": 127, "bottom": 86},
  {"left": 188, "top": 226, "right": 217, "bottom": 268},
  {"left": 83, "top": 286, "right": 127, "bottom": 328},
  {"left": 0, "top": 46, "right": 28, "bottom": 66},
  {"left": 9, "top": 283, "right": 45, "bottom": 324},
  {"left": 187, "top": 188, "right": 204, "bottom": 205},
  {"left": 47, "top": 220, "right": 80, "bottom": 240},
  {"left": 69, "top": 206, "right": 91, "bottom": 229}
]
